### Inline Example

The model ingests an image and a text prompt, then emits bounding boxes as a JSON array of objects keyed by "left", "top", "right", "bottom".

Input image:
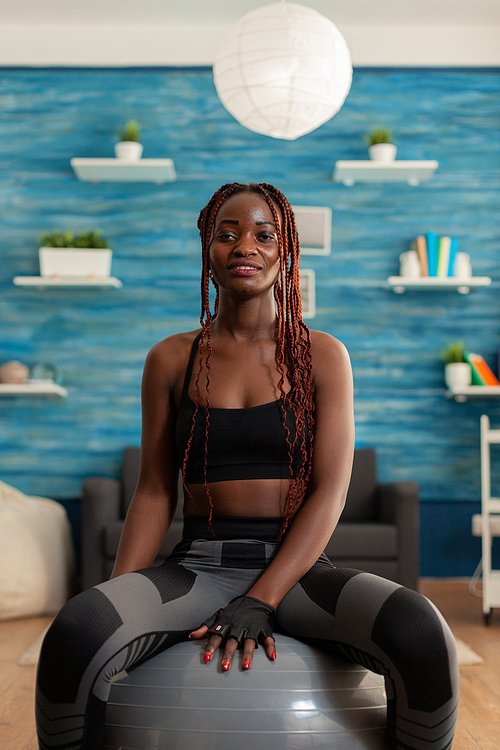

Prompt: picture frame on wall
[
  {"left": 292, "top": 206, "right": 332, "bottom": 256},
  {"left": 299, "top": 268, "right": 316, "bottom": 319}
]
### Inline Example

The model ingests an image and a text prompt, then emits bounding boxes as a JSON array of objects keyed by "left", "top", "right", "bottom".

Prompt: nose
[{"left": 234, "top": 234, "right": 258, "bottom": 256}]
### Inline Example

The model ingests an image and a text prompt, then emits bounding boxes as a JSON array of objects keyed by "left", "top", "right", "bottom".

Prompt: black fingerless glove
[{"left": 203, "top": 595, "right": 276, "bottom": 647}]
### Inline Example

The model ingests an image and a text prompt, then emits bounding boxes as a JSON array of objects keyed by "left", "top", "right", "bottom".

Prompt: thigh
[
  {"left": 36, "top": 560, "right": 232, "bottom": 750},
  {"left": 276, "top": 564, "right": 459, "bottom": 750}
]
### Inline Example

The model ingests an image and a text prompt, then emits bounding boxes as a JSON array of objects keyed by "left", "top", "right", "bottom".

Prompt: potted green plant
[
  {"left": 364, "top": 128, "right": 397, "bottom": 162},
  {"left": 115, "top": 119, "right": 143, "bottom": 160},
  {"left": 38, "top": 230, "right": 112, "bottom": 278},
  {"left": 441, "top": 341, "right": 471, "bottom": 390}
]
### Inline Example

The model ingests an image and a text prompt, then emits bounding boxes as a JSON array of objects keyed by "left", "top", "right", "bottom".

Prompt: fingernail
[
  {"left": 242, "top": 658, "right": 250, "bottom": 669},
  {"left": 271, "top": 651, "right": 276, "bottom": 660},
  {"left": 222, "top": 660, "right": 230, "bottom": 671},
  {"left": 204, "top": 652, "right": 212, "bottom": 663},
  {"left": 188, "top": 632, "right": 195, "bottom": 639}
]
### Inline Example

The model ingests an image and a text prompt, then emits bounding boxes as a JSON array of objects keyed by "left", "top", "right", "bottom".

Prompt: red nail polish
[
  {"left": 204, "top": 653, "right": 211, "bottom": 663},
  {"left": 188, "top": 632, "right": 195, "bottom": 639},
  {"left": 222, "top": 660, "right": 230, "bottom": 671},
  {"left": 271, "top": 651, "right": 276, "bottom": 660},
  {"left": 242, "top": 658, "right": 250, "bottom": 669}
]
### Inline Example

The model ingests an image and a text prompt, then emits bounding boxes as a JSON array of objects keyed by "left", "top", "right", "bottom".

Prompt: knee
[
  {"left": 371, "top": 587, "right": 458, "bottom": 713},
  {"left": 37, "top": 587, "right": 124, "bottom": 704}
]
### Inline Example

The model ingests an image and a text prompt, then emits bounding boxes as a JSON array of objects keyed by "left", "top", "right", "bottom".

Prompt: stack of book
[
  {"left": 411, "top": 232, "right": 459, "bottom": 277},
  {"left": 464, "top": 352, "right": 500, "bottom": 386}
]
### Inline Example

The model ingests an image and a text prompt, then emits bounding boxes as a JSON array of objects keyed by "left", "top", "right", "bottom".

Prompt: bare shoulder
[
  {"left": 144, "top": 329, "right": 201, "bottom": 388},
  {"left": 308, "top": 329, "right": 352, "bottom": 385}
]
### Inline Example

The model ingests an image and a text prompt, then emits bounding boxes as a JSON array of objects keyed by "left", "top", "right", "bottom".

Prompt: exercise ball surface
[{"left": 104, "top": 633, "right": 386, "bottom": 750}]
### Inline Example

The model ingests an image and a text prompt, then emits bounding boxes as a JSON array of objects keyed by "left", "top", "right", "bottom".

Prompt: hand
[{"left": 189, "top": 595, "right": 277, "bottom": 671}]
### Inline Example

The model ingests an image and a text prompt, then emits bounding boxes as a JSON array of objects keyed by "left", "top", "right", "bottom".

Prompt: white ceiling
[{"left": 2, "top": 0, "right": 500, "bottom": 26}]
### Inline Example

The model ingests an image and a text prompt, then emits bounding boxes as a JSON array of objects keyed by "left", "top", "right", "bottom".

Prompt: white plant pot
[
  {"left": 368, "top": 144, "right": 397, "bottom": 162},
  {"left": 114, "top": 141, "right": 143, "bottom": 160},
  {"left": 444, "top": 362, "right": 471, "bottom": 390},
  {"left": 39, "top": 248, "right": 113, "bottom": 277}
]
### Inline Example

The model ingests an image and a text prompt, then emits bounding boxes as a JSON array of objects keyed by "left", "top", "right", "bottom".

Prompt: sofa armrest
[
  {"left": 378, "top": 481, "right": 420, "bottom": 590},
  {"left": 81, "top": 477, "right": 121, "bottom": 590}
]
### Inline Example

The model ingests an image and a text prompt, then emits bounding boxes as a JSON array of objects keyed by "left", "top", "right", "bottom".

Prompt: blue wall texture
[{"left": 1, "top": 67, "right": 499, "bottom": 576}]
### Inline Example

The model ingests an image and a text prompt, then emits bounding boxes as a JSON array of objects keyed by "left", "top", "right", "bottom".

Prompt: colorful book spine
[
  {"left": 447, "top": 237, "right": 459, "bottom": 277},
  {"left": 425, "top": 232, "right": 438, "bottom": 276},
  {"left": 464, "top": 352, "right": 500, "bottom": 386},
  {"left": 416, "top": 235, "right": 428, "bottom": 276},
  {"left": 437, "top": 236, "right": 451, "bottom": 278}
]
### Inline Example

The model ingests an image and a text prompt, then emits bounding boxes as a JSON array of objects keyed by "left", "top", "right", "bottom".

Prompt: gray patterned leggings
[{"left": 36, "top": 518, "right": 459, "bottom": 750}]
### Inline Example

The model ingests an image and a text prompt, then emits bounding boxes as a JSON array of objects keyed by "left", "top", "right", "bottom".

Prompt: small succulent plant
[
  {"left": 363, "top": 127, "right": 394, "bottom": 146},
  {"left": 117, "top": 119, "right": 141, "bottom": 143},
  {"left": 441, "top": 341, "right": 465, "bottom": 364}
]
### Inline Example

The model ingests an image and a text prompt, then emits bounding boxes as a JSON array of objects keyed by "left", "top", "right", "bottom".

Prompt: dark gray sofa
[{"left": 82, "top": 447, "right": 419, "bottom": 591}]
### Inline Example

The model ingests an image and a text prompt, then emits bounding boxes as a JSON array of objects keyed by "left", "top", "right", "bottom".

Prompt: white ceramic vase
[
  {"left": 453, "top": 252, "right": 472, "bottom": 278},
  {"left": 399, "top": 250, "right": 421, "bottom": 278},
  {"left": 444, "top": 362, "right": 471, "bottom": 390},
  {"left": 114, "top": 141, "right": 143, "bottom": 160},
  {"left": 368, "top": 143, "right": 397, "bottom": 162}
]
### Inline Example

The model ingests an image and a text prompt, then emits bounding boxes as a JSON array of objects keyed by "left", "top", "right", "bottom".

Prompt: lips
[{"left": 228, "top": 260, "right": 262, "bottom": 276}]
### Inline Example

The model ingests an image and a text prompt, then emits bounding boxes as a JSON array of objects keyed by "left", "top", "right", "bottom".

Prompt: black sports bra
[{"left": 175, "top": 333, "right": 308, "bottom": 483}]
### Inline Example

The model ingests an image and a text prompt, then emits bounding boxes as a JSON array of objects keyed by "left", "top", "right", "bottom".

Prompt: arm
[
  {"left": 111, "top": 339, "right": 182, "bottom": 578},
  {"left": 246, "top": 331, "right": 355, "bottom": 606},
  {"left": 195, "top": 332, "right": 355, "bottom": 667}
]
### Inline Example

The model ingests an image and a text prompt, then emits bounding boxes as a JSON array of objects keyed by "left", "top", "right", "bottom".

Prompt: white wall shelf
[
  {"left": 0, "top": 380, "right": 68, "bottom": 398},
  {"left": 13, "top": 276, "right": 123, "bottom": 289},
  {"left": 387, "top": 276, "right": 491, "bottom": 294},
  {"left": 292, "top": 206, "right": 332, "bottom": 255},
  {"left": 299, "top": 269, "right": 316, "bottom": 319},
  {"left": 446, "top": 386, "right": 500, "bottom": 402},
  {"left": 70, "top": 158, "right": 176, "bottom": 183},
  {"left": 333, "top": 160, "right": 439, "bottom": 186}
]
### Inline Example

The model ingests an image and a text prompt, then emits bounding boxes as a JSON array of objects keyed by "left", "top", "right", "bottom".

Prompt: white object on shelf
[
  {"left": 478, "top": 414, "right": 500, "bottom": 623},
  {"left": 368, "top": 144, "right": 397, "bottom": 162},
  {"left": 39, "top": 247, "right": 112, "bottom": 277},
  {"left": 387, "top": 276, "right": 491, "bottom": 294},
  {"left": 292, "top": 206, "right": 332, "bottom": 255},
  {"left": 114, "top": 142, "right": 143, "bottom": 160},
  {"left": 0, "top": 380, "right": 68, "bottom": 397},
  {"left": 299, "top": 269, "right": 316, "bottom": 319},
  {"left": 71, "top": 158, "right": 176, "bottom": 183},
  {"left": 444, "top": 362, "right": 471, "bottom": 390},
  {"left": 446, "top": 386, "right": 500, "bottom": 402},
  {"left": 13, "top": 276, "right": 123, "bottom": 289},
  {"left": 333, "top": 160, "right": 438, "bottom": 186}
]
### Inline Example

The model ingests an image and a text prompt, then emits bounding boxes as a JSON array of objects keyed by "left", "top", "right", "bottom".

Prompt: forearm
[
  {"left": 111, "top": 493, "right": 174, "bottom": 578},
  {"left": 246, "top": 491, "right": 345, "bottom": 608}
]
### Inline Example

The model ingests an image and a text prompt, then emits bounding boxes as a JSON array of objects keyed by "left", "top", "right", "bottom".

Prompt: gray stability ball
[{"left": 104, "top": 633, "right": 387, "bottom": 750}]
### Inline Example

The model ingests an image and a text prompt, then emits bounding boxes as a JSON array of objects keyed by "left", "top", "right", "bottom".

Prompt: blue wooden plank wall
[{"left": 1, "top": 67, "right": 499, "bottom": 576}]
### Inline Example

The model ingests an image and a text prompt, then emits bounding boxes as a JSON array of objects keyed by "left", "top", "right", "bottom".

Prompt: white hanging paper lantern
[{"left": 213, "top": 2, "right": 352, "bottom": 140}]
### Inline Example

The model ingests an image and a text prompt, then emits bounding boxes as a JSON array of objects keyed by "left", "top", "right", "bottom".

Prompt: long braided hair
[{"left": 182, "top": 182, "right": 315, "bottom": 535}]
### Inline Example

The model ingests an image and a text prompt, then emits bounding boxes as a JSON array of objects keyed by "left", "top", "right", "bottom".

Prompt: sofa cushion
[
  {"left": 122, "top": 447, "right": 141, "bottom": 516},
  {"left": 103, "top": 520, "right": 184, "bottom": 558},
  {"left": 324, "top": 523, "right": 398, "bottom": 559},
  {"left": 342, "top": 448, "right": 378, "bottom": 521}
]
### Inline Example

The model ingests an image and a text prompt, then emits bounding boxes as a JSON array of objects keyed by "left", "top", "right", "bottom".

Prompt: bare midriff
[{"left": 182, "top": 478, "right": 290, "bottom": 518}]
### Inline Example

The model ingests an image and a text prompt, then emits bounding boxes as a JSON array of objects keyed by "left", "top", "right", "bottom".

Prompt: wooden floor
[{"left": 0, "top": 580, "right": 498, "bottom": 749}]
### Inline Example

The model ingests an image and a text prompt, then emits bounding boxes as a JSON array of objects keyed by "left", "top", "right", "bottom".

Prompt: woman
[{"left": 36, "top": 182, "right": 459, "bottom": 750}]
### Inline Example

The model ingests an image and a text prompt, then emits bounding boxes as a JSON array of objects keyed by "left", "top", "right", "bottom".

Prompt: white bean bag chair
[{"left": 0, "top": 480, "right": 75, "bottom": 620}]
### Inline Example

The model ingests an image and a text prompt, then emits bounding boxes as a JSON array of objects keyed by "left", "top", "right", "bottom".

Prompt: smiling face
[{"left": 208, "top": 192, "right": 282, "bottom": 295}]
